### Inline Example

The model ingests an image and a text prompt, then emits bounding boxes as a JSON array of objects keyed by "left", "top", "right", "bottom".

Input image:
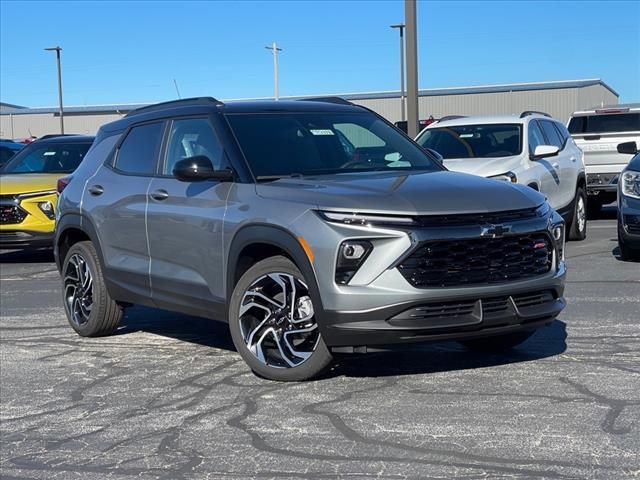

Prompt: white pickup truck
[{"left": 568, "top": 104, "right": 640, "bottom": 214}]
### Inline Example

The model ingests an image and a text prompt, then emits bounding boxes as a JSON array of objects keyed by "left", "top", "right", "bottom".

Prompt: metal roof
[{"left": 0, "top": 78, "right": 619, "bottom": 116}]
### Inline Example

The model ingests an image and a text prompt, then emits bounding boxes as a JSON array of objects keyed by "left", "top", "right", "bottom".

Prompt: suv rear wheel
[
  {"left": 568, "top": 186, "right": 587, "bottom": 241},
  {"left": 62, "top": 241, "right": 123, "bottom": 337},
  {"left": 228, "top": 256, "right": 333, "bottom": 381}
]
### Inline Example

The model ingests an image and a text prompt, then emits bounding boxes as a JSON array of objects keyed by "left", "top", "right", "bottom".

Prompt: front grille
[
  {"left": 0, "top": 204, "right": 27, "bottom": 225},
  {"left": 398, "top": 233, "right": 552, "bottom": 288},
  {"left": 0, "top": 231, "right": 32, "bottom": 240},
  {"left": 415, "top": 207, "right": 538, "bottom": 227}
]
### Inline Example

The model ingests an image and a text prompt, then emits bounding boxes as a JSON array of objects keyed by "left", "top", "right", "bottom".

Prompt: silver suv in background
[
  {"left": 568, "top": 104, "right": 640, "bottom": 214},
  {"left": 415, "top": 112, "right": 587, "bottom": 240}
]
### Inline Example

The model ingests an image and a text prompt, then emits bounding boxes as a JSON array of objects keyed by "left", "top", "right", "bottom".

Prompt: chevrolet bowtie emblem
[{"left": 480, "top": 224, "right": 511, "bottom": 238}]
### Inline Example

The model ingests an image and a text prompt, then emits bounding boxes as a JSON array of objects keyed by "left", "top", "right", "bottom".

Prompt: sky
[{"left": 1, "top": 0, "right": 639, "bottom": 107}]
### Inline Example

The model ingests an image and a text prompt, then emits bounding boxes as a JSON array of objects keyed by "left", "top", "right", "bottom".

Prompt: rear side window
[
  {"left": 553, "top": 122, "right": 571, "bottom": 144},
  {"left": 115, "top": 122, "right": 164, "bottom": 175},
  {"left": 539, "top": 120, "right": 563, "bottom": 148},
  {"left": 568, "top": 113, "right": 640, "bottom": 134}
]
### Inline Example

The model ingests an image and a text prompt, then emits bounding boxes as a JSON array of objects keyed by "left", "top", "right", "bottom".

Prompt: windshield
[
  {"left": 225, "top": 112, "right": 442, "bottom": 178},
  {"left": 1, "top": 142, "right": 92, "bottom": 174},
  {"left": 568, "top": 113, "right": 640, "bottom": 134},
  {"left": 417, "top": 124, "right": 522, "bottom": 159}
]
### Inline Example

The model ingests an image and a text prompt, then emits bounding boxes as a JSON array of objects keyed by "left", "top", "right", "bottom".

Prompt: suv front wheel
[{"left": 228, "top": 256, "right": 333, "bottom": 381}]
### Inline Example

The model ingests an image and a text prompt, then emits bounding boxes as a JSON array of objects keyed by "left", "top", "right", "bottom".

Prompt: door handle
[
  {"left": 88, "top": 185, "right": 104, "bottom": 196},
  {"left": 552, "top": 162, "right": 560, "bottom": 170},
  {"left": 570, "top": 157, "right": 577, "bottom": 162},
  {"left": 150, "top": 189, "right": 169, "bottom": 201}
]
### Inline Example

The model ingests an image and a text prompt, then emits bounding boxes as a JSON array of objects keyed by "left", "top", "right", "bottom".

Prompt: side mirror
[
  {"left": 532, "top": 145, "right": 559, "bottom": 160},
  {"left": 617, "top": 141, "right": 638, "bottom": 155},
  {"left": 425, "top": 147, "right": 444, "bottom": 163},
  {"left": 172, "top": 156, "right": 233, "bottom": 182}
]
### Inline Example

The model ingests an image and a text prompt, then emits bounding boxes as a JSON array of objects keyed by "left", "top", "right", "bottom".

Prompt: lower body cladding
[
  {"left": 319, "top": 266, "right": 566, "bottom": 350},
  {"left": 0, "top": 230, "right": 54, "bottom": 249}
]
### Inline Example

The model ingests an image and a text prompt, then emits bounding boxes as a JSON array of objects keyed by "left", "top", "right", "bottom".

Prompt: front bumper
[
  {"left": 320, "top": 263, "right": 566, "bottom": 347},
  {"left": 0, "top": 230, "right": 54, "bottom": 248}
]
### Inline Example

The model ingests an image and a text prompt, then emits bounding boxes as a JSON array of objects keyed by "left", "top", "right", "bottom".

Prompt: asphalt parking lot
[{"left": 1, "top": 208, "right": 639, "bottom": 480}]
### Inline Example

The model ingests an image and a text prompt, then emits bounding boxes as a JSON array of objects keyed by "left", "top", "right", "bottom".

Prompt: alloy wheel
[
  {"left": 576, "top": 194, "right": 586, "bottom": 233},
  {"left": 64, "top": 253, "right": 94, "bottom": 326},
  {"left": 238, "top": 272, "right": 319, "bottom": 368}
]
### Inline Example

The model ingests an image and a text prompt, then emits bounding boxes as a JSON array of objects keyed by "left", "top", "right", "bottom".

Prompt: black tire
[
  {"left": 568, "top": 186, "right": 587, "bottom": 241},
  {"left": 460, "top": 330, "right": 535, "bottom": 352},
  {"left": 61, "top": 241, "right": 123, "bottom": 337},
  {"left": 618, "top": 228, "right": 640, "bottom": 262},
  {"left": 228, "top": 256, "right": 333, "bottom": 381}
]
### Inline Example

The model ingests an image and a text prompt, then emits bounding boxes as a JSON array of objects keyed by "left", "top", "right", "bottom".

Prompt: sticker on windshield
[
  {"left": 43, "top": 151, "right": 57, "bottom": 156},
  {"left": 309, "top": 129, "right": 334, "bottom": 136}
]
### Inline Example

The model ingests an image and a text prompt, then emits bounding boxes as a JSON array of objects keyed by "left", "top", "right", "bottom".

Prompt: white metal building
[{"left": 0, "top": 78, "right": 618, "bottom": 139}]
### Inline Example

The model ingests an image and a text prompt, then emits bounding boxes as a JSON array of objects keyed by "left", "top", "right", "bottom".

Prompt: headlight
[
  {"left": 319, "top": 211, "right": 415, "bottom": 226},
  {"left": 38, "top": 201, "right": 56, "bottom": 220},
  {"left": 335, "top": 240, "right": 373, "bottom": 285},
  {"left": 489, "top": 171, "right": 518, "bottom": 183},
  {"left": 621, "top": 170, "right": 640, "bottom": 199}
]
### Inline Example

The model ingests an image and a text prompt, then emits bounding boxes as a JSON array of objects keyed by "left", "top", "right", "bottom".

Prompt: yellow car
[{"left": 0, "top": 135, "right": 94, "bottom": 248}]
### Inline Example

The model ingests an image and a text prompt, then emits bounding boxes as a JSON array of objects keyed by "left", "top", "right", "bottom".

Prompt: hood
[
  {"left": 0, "top": 174, "right": 61, "bottom": 196},
  {"left": 442, "top": 155, "right": 522, "bottom": 177},
  {"left": 256, "top": 170, "right": 544, "bottom": 215}
]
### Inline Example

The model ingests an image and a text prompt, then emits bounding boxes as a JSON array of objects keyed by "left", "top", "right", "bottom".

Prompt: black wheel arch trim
[
  {"left": 55, "top": 213, "right": 106, "bottom": 273},
  {"left": 226, "top": 223, "right": 326, "bottom": 322}
]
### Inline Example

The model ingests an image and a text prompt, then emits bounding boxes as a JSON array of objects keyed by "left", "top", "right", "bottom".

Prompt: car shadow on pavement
[
  {"left": 327, "top": 320, "right": 568, "bottom": 379},
  {"left": 0, "top": 248, "right": 55, "bottom": 264},
  {"left": 116, "top": 306, "right": 567, "bottom": 378},
  {"left": 117, "top": 306, "right": 237, "bottom": 352}
]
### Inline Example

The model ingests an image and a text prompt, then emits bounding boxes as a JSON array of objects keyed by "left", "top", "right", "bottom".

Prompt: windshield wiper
[{"left": 256, "top": 173, "right": 305, "bottom": 182}]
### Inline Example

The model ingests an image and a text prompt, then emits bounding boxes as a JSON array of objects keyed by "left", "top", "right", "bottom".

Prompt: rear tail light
[
  {"left": 595, "top": 107, "right": 630, "bottom": 114},
  {"left": 57, "top": 175, "right": 72, "bottom": 194}
]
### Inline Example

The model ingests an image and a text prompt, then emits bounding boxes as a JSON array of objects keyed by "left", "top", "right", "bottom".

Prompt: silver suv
[
  {"left": 54, "top": 97, "right": 567, "bottom": 381},
  {"left": 415, "top": 112, "right": 587, "bottom": 240}
]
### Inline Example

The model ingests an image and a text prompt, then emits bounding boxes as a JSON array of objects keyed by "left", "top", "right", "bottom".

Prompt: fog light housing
[
  {"left": 38, "top": 201, "right": 55, "bottom": 220},
  {"left": 336, "top": 240, "right": 373, "bottom": 285},
  {"left": 551, "top": 224, "right": 565, "bottom": 266}
]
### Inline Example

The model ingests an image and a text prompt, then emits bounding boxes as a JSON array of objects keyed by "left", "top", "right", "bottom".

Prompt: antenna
[{"left": 173, "top": 79, "right": 182, "bottom": 99}]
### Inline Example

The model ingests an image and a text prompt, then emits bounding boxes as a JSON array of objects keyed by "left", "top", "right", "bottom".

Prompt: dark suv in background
[{"left": 55, "top": 97, "right": 567, "bottom": 381}]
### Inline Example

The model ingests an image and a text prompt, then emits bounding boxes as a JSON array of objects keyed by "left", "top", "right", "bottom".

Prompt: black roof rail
[
  {"left": 438, "top": 115, "right": 467, "bottom": 122},
  {"left": 299, "top": 96, "right": 354, "bottom": 106},
  {"left": 520, "top": 110, "right": 551, "bottom": 118},
  {"left": 34, "top": 134, "right": 81, "bottom": 141},
  {"left": 125, "top": 97, "right": 224, "bottom": 117}
]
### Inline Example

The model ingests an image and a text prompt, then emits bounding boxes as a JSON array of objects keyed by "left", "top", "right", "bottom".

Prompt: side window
[
  {"left": 115, "top": 122, "right": 163, "bottom": 175},
  {"left": 528, "top": 121, "right": 546, "bottom": 155},
  {"left": 540, "top": 120, "right": 563, "bottom": 149},
  {"left": 553, "top": 122, "right": 570, "bottom": 144},
  {"left": 164, "top": 118, "right": 223, "bottom": 175}
]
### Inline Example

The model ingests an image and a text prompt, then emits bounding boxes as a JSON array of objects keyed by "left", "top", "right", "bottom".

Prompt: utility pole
[
  {"left": 390, "top": 24, "right": 406, "bottom": 122},
  {"left": 405, "top": 0, "right": 419, "bottom": 138},
  {"left": 265, "top": 42, "right": 282, "bottom": 100},
  {"left": 44, "top": 46, "right": 64, "bottom": 134}
]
